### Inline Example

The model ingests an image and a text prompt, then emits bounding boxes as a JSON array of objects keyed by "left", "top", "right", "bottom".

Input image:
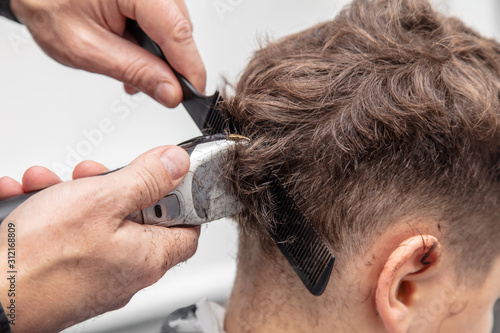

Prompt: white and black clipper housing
[{"left": 126, "top": 134, "right": 245, "bottom": 227}]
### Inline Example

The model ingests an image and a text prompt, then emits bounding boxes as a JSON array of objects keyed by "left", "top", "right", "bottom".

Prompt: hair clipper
[{"left": 126, "top": 134, "right": 246, "bottom": 226}]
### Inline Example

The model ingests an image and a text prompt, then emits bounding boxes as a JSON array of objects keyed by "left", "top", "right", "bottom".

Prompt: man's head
[{"left": 222, "top": 0, "right": 500, "bottom": 331}]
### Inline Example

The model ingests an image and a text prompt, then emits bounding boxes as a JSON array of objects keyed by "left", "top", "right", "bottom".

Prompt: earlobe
[{"left": 375, "top": 235, "right": 442, "bottom": 333}]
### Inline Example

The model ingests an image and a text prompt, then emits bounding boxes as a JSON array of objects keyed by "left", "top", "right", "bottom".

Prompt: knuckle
[
  {"left": 148, "top": 231, "right": 169, "bottom": 281},
  {"left": 129, "top": 168, "right": 162, "bottom": 207},
  {"left": 120, "top": 60, "right": 151, "bottom": 91},
  {"left": 165, "top": 229, "right": 198, "bottom": 266},
  {"left": 127, "top": 229, "right": 166, "bottom": 286},
  {"left": 170, "top": 17, "right": 194, "bottom": 45},
  {"left": 55, "top": 25, "right": 94, "bottom": 68},
  {"left": 147, "top": 229, "right": 184, "bottom": 275}
]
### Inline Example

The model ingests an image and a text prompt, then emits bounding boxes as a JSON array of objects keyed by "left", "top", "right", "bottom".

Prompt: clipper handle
[{"left": 0, "top": 192, "right": 38, "bottom": 223}]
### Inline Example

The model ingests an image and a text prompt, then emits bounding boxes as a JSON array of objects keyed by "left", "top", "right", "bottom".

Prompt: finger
[
  {"left": 101, "top": 145, "right": 190, "bottom": 218},
  {"left": 116, "top": 220, "right": 200, "bottom": 284},
  {"left": 73, "top": 25, "right": 183, "bottom": 107},
  {"left": 21, "top": 166, "right": 62, "bottom": 193},
  {"left": 172, "top": 0, "right": 192, "bottom": 27},
  {"left": 123, "top": 83, "right": 140, "bottom": 95},
  {"left": 73, "top": 161, "right": 109, "bottom": 179},
  {"left": 0, "top": 177, "right": 23, "bottom": 199},
  {"left": 120, "top": 0, "right": 207, "bottom": 93}
]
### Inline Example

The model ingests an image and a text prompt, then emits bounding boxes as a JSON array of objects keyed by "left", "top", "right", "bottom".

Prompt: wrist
[{"left": 0, "top": 0, "right": 19, "bottom": 22}]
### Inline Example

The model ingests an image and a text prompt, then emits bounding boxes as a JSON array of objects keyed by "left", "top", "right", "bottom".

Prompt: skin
[
  {"left": 0, "top": 147, "right": 200, "bottom": 333},
  {"left": 10, "top": 0, "right": 207, "bottom": 107},
  {"left": 224, "top": 224, "right": 500, "bottom": 332}
]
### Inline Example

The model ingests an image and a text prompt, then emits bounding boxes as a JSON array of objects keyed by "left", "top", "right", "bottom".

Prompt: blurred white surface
[{"left": 0, "top": 0, "right": 498, "bottom": 332}]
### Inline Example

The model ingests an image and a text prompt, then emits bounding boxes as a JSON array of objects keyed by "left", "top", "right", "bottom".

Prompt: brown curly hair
[{"left": 222, "top": 0, "right": 500, "bottom": 279}]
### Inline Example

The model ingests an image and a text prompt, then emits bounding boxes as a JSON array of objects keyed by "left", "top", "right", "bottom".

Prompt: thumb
[{"left": 105, "top": 146, "right": 190, "bottom": 218}]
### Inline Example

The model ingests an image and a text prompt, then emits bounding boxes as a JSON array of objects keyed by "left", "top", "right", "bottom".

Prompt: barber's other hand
[
  {"left": 0, "top": 161, "right": 108, "bottom": 198},
  {"left": 10, "top": 0, "right": 206, "bottom": 107},
  {"left": 0, "top": 146, "right": 200, "bottom": 333}
]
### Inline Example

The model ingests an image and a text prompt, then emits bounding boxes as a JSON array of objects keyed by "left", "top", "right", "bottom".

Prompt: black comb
[
  {"left": 125, "top": 19, "right": 228, "bottom": 135},
  {"left": 268, "top": 175, "right": 335, "bottom": 296}
]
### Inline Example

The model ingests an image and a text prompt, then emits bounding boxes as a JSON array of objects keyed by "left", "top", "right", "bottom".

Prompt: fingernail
[
  {"left": 160, "top": 148, "right": 189, "bottom": 180},
  {"left": 154, "top": 82, "right": 175, "bottom": 107}
]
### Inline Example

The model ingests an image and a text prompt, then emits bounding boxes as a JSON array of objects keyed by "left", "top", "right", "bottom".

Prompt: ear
[{"left": 375, "top": 235, "right": 443, "bottom": 333}]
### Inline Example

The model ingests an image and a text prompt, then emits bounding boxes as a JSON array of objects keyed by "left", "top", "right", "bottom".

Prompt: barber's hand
[
  {"left": 10, "top": 0, "right": 206, "bottom": 107},
  {"left": 0, "top": 146, "right": 200, "bottom": 333},
  {"left": 0, "top": 161, "right": 108, "bottom": 198}
]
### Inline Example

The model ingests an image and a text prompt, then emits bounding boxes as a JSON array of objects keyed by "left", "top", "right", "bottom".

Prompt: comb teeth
[
  {"left": 267, "top": 175, "right": 335, "bottom": 296},
  {"left": 203, "top": 94, "right": 226, "bottom": 135},
  {"left": 203, "top": 95, "right": 240, "bottom": 136}
]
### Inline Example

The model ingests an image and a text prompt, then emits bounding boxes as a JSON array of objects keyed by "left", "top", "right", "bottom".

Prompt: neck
[
  {"left": 224, "top": 236, "right": 342, "bottom": 333},
  {"left": 223, "top": 234, "right": 384, "bottom": 333}
]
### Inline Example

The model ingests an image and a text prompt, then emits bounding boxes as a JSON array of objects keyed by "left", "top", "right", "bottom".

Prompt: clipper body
[{"left": 126, "top": 135, "right": 243, "bottom": 227}]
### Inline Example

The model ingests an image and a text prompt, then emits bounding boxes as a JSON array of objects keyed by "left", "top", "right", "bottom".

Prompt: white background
[{"left": 0, "top": 0, "right": 498, "bottom": 332}]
